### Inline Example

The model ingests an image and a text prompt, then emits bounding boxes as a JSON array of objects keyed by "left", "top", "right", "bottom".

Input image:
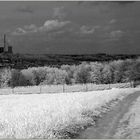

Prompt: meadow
[{"left": 0, "top": 87, "right": 139, "bottom": 139}]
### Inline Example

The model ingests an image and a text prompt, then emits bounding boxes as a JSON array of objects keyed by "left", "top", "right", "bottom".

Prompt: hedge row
[{"left": 0, "top": 58, "right": 140, "bottom": 88}]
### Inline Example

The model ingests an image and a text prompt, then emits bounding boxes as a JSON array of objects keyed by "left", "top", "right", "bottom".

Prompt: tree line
[{"left": 0, "top": 58, "right": 140, "bottom": 88}]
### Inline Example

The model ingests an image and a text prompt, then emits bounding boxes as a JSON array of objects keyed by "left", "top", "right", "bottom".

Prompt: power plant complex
[{"left": 0, "top": 34, "right": 13, "bottom": 54}]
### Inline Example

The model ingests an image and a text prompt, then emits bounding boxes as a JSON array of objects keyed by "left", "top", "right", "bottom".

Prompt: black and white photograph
[{"left": 0, "top": 0, "right": 140, "bottom": 139}]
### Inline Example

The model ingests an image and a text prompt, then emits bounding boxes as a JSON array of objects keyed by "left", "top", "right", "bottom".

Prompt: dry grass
[{"left": 0, "top": 87, "right": 139, "bottom": 138}]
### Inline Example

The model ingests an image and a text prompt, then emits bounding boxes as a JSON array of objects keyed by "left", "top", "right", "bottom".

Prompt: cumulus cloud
[
  {"left": 110, "top": 30, "right": 124, "bottom": 38},
  {"left": 102, "top": 30, "right": 124, "bottom": 42},
  {"left": 80, "top": 25, "right": 100, "bottom": 34},
  {"left": 39, "top": 20, "right": 71, "bottom": 32},
  {"left": 24, "top": 24, "right": 38, "bottom": 32},
  {"left": 12, "top": 24, "right": 38, "bottom": 35},
  {"left": 101, "top": 30, "right": 124, "bottom": 42},
  {"left": 12, "top": 28, "right": 27, "bottom": 35},
  {"left": 12, "top": 20, "right": 71, "bottom": 35}
]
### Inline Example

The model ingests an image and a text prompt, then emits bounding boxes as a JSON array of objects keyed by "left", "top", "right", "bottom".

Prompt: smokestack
[{"left": 4, "top": 34, "right": 6, "bottom": 52}]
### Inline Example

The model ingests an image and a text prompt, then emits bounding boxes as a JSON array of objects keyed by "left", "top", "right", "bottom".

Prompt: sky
[{"left": 0, "top": 1, "right": 140, "bottom": 54}]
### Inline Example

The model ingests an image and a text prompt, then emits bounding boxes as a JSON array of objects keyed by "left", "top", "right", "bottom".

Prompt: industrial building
[{"left": 0, "top": 34, "right": 13, "bottom": 54}]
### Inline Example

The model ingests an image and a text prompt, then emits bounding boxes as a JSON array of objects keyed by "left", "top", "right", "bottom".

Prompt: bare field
[{"left": 0, "top": 87, "right": 139, "bottom": 139}]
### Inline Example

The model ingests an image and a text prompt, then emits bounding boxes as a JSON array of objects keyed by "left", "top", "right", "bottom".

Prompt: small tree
[
  {"left": 41, "top": 68, "right": 68, "bottom": 85},
  {"left": 73, "top": 62, "right": 91, "bottom": 84},
  {"left": 21, "top": 69, "right": 34, "bottom": 86},
  {"left": 129, "top": 61, "right": 140, "bottom": 87},
  {"left": 31, "top": 67, "right": 47, "bottom": 85},
  {"left": 61, "top": 65, "right": 76, "bottom": 84},
  {"left": 109, "top": 60, "right": 124, "bottom": 83},
  {"left": 89, "top": 62, "right": 104, "bottom": 84},
  {"left": 102, "top": 64, "right": 112, "bottom": 84}
]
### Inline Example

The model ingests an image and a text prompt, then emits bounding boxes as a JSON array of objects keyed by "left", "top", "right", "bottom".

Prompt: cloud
[
  {"left": 16, "top": 5, "right": 34, "bottom": 14},
  {"left": 110, "top": 30, "right": 123, "bottom": 38},
  {"left": 106, "top": 30, "right": 124, "bottom": 41},
  {"left": 12, "top": 28, "right": 27, "bottom": 35},
  {"left": 12, "top": 20, "right": 71, "bottom": 35},
  {"left": 12, "top": 24, "right": 38, "bottom": 35},
  {"left": 53, "top": 7, "right": 66, "bottom": 19},
  {"left": 101, "top": 30, "right": 124, "bottom": 43},
  {"left": 79, "top": 25, "right": 100, "bottom": 34},
  {"left": 80, "top": 25, "right": 95, "bottom": 34},
  {"left": 80, "top": 26, "right": 95, "bottom": 34},
  {"left": 24, "top": 24, "right": 38, "bottom": 32},
  {"left": 39, "top": 20, "right": 71, "bottom": 32}
]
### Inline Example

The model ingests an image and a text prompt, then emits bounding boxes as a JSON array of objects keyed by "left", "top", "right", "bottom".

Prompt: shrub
[
  {"left": 0, "top": 58, "right": 138, "bottom": 88},
  {"left": 102, "top": 64, "right": 112, "bottom": 84},
  {"left": 129, "top": 60, "right": 140, "bottom": 82},
  {"left": 61, "top": 65, "right": 76, "bottom": 84},
  {"left": 41, "top": 68, "right": 68, "bottom": 85},
  {"left": 119, "top": 59, "right": 134, "bottom": 83},
  {"left": 73, "top": 62, "right": 91, "bottom": 84},
  {"left": 89, "top": 62, "right": 104, "bottom": 84},
  {"left": 21, "top": 69, "right": 34, "bottom": 86},
  {"left": 32, "top": 67, "right": 47, "bottom": 85},
  {"left": 0, "top": 68, "right": 11, "bottom": 88},
  {"left": 109, "top": 60, "right": 124, "bottom": 83}
]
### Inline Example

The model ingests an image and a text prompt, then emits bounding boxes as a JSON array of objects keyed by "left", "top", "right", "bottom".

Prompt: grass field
[{"left": 0, "top": 87, "right": 139, "bottom": 139}]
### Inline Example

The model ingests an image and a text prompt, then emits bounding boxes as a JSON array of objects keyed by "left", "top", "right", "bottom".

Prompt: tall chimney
[{"left": 4, "top": 34, "right": 6, "bottom": 52}]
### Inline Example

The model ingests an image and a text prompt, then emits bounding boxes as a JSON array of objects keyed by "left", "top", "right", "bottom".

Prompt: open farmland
[{"left": 0, "top": 87, "right": 139, "bottom": 139}]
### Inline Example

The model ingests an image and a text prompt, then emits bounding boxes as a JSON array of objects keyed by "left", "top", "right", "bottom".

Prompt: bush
[
  {"left": 32, "top": 67, "right": 48, "bottom": 85},
  {"left": 118, "top": 59, "right": 134, "bottom": 83},
  {"left": 129, "top": 60, "right": 140, "bottom": 82},
  {"left": 0, "top": 58, "right": 139, "bottom": 88},
  {"left": 21, "top": 69, "right": 34, "bottom": 86},
  {"left": 41, "top": 68, "right": 68, "bottom": 85},
  {"left": 109, "top": 60, "right": 124, "bottom": 83},
  {"left": 102, "top": 64, "right": 112, "bottom": 84},
  {"left": 0, "top": 68, "right": 11, "bottom": 88},
  {"left": 61, "top": 65, "right": 76, "bottom": 84},
  {"left": 89, "top": 62, "right": 104, "bottom": 84},
  {"left": 73, "top": 62, "right": 91, "bottom": 84}
]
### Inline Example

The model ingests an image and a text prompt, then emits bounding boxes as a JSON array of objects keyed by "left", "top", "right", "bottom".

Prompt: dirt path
[{"left": 77, "top": 91, "right": 140, "bottom": 139}]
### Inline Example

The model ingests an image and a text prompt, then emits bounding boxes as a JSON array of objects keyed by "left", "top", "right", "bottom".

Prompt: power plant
[{"left": 0, "top": 34, "right": 13, "bottom": 54}]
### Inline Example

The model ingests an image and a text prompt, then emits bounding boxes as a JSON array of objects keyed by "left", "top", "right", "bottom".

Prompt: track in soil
[{"left": 77, "top": 91, "right": 140, "bottom": 139}]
